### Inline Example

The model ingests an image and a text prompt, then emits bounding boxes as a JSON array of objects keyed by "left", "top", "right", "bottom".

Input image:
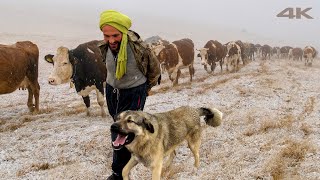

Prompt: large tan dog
[{"left": 110, "top": 106, "right": 223, "bottom": 180}]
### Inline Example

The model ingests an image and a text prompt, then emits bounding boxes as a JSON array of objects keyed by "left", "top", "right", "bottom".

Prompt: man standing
[{"left": 98, "top": 10, "right": 161, "bottom": 180}]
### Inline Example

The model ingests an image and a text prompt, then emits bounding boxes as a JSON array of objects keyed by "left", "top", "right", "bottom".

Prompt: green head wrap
[{"left": 99, "top": 10, "right": 132, "bottom": 80}]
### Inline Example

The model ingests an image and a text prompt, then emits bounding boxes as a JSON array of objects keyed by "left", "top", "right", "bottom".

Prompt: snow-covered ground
[{"left": 1, "top": 34, "right": 319, "bottom": 180}]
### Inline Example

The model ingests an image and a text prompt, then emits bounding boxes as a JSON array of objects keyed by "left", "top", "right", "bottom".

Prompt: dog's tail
[{"left": 198, "top": 107, "right": 223, "bottom": 127}]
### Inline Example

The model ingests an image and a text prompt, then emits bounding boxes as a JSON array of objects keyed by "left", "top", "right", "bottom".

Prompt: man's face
[{"left": 102, "top": 25, "right": 123, "bottom": 52}]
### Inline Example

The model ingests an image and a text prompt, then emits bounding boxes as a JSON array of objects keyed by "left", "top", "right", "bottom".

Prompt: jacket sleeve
[{"left": 146, "top": 47, "right": 161, "bottom": 91}]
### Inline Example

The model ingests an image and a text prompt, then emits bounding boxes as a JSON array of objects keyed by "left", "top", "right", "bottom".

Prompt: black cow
[{"left": 44, "top": 40, "right": 107, "bottom": 117}]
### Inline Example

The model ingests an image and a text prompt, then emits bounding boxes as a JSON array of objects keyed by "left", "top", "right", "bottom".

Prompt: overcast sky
[{"left": 0, "top": 0, "right": 319, "bottom": 49}]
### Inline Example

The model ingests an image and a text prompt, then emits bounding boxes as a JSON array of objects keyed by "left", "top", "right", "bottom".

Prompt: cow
[
  {"left": 280, "top": 46, "right": 293, "bottom": 59},
  {"left": 247, "top": 43, "right": 256, "bottom": 61},
  {"left": 197, "top": 40, "right": 226, "bottom": 74},
  {"left": 235, "top": 40, "right": 247, "bottom": 64},
  {"left": 0, "top": 41, "right": 40, "bottom": 113},
  {"left": 254, "top": 44, "right": 262, "bottom": 58},
  {"left": 261, "top": 44, "right": 272, "bottom": 60},
  {"left": 44, "top": 40, "right": 107, "bottom": 117},
  {"left": 150, "top": 39, "right": 169, "bottom": 74},
  {"left": 292, "top": 47, "right": 303, "bottom": 61},
  {"left": 272, "top": 47, "right": 281, "bottom": 59},
  {"left": 225, "top": 41, "right": 242, "bottom": 72},
  {"left": 303, "top": 46, "right": 317, "bottom": 66},
  {"left": 157, "top": 38, "right": 195, "bottom": 86}
]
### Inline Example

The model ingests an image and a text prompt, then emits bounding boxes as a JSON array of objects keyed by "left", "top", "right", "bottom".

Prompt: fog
[{"left": 1, "top": 0, "right": 319, "bottom": 49}]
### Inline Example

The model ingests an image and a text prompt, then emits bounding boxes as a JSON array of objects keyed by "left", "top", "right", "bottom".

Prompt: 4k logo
[{"left": 277, "top": 7, "right": 313, "bottom": 19}]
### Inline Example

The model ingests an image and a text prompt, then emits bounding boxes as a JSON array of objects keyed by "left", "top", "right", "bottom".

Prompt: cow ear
[
  {"left": 142, "top": 118, "right": 154, "bottom": 133},
  {"left": 44, "top": 54, "right": 54, "bottom": 64}
]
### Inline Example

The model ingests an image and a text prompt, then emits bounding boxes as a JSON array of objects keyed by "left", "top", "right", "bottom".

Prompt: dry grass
[
  {"left": 258, "top": 60, "right": 268, "bottom": 73},
  {"left": 259, "top": 115, "right": 294, "bottom": 133},
  {"left": 39, "top": 105, "right": 55, "bottom": 114},
  {"left": 162, "top": 164, "right": 185, "bottom": 180},
  {"left": 264, "top": 139, "right": 315, "bottom": 179},
  {"left": 0, "top": 119, "right": 6, "bottom": 126},
  {"left": 16, "top": 162, "right": 50, "bottom": 177},
  {"left": 300, "top": 123, "right": 313, "bottom": 136},
  {"left": 152, "top": 61, "right": 261, "bottom": 96},
  {"left": 20, "top": 115, "right": 34, "bottom": 123},
  {"left": 243, "top": 128, "right": 255, "bottom": 137},
  {"left": 0, "top": 123, "right": 25, "bottom": 133},
  {"left": 244, "top": 115, "right": 294, "bottom": 136},
  {"left": 62, "top": 105, "right": 86, "bottom": 116},
  {"left": 197, "top": 75, "right": 239, "bottom": 93},
  {"left": 16, "top": 158, "right": 78, "bottom": 177},
  {"left": 298, "top": 97, "right": 315, "bottom": 120},
  {"left": 235, "top": 85, "right": 252, "bottom": 97}
]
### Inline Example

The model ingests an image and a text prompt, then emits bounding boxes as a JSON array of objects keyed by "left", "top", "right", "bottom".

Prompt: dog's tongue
[{"left": 112, "top": 134, "right": 127, "bottom": 146}]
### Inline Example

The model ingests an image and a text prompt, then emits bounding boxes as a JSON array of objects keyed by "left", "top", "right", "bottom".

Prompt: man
[{"left": 98, "top": 10, "right": 161, "bottom": 180}]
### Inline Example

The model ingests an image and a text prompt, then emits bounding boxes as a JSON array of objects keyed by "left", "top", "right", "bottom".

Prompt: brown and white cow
[
  {"left": 292, "top": 47, "right": 303, "bottom": 61},
  {"left": 44, "top": 40, "right": 107, "bottom": 117},
  {"left": 197, "top": 40, "right": 226, "bottom": 74},
  {"left": 157, "top": 38, "right": 195, "bottom": 86},
  {"left": 225, "top": 41, "right": 242, "bottom": 72},
  {"left": 150, "top": 39, "right": 169, "bottom": 74},
  {"left": 303, "top": 46, "right": 317, "bottom": 66},
  {"left": 0, "top": 41, "right": 40, "bottom": 113}
]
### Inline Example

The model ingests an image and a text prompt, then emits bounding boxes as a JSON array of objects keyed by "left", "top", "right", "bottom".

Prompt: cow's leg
[
  {"left": 211, "top": 62, "right": 216, "bottom": 74},
  {"left": 32, "top": 82, "right": 40, "bottom": 113},
  {"left": 226, "top": 58, "right": 229, "bottom": 72},
  {"left": 82, "top": 96, "right": 91, "bottom": 116},
  {"left": 235, "top": 57, "right": 240, "bottom": 72},
  {"left": 203, "top": 65, "right": 208, "bottom": 72},
  {"left": 305, "top": 58, "right": 307, "bottom": 66},
  {"left": 96, "top": 88, "right": 106, "bottom": 117},
  {"left": 219, "top": 59, "right": 223, "bottom": 73},
  {"left": 167, "top": 70, "right": 173, "bottom": 82},
  {"left": 188, "top": 65, "right": 195, "bottom": 82},
  {"left": 27, "top": 86, "right": 34, "bottom": 112},
  {"left": 173, "top": 69, "right": 181, "bottom": 86},
  {"left": 231, "top": 58, "right": 236, "bottom": 72}
]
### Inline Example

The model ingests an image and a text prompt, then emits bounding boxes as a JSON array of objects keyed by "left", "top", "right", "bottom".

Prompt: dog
[{"left": 110, "top": 106, "right": 223, "bottom": 180}]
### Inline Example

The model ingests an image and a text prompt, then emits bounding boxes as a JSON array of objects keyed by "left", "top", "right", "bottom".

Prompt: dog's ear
[{"left": 142, "top": 118, "right": 154, "bottom": 133}]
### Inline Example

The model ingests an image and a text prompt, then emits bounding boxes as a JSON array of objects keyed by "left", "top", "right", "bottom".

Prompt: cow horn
[{"left": 44, "top": 54, "right": 54, "bottom": 63}]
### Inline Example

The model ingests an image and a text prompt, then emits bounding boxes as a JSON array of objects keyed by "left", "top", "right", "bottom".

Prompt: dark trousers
[{"left": 105, "top": 82, "right": 147, "bottom": 177}]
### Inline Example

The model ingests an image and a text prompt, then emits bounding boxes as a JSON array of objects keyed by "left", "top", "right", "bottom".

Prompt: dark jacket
[{"left": 98, "top": 30, "right": 161, "bottom": 91}]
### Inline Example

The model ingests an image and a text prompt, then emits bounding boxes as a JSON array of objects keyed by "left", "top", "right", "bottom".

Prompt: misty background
[{"left": 0, "top": 0, "right": 319, "bottom": 50}]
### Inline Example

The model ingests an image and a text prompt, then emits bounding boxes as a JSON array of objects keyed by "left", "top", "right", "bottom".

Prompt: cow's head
[
  {"left": 196, "top": 48, "right": 209, "bottom": 65},
  {"left": 151, "top": 43, "right": 165, "bottom": 56},
  {"left": 44, "top": 47, "right": 73, "bottom": 85},
  {"left": 226, "top": 42, "right": 240, "bottom": 57}
]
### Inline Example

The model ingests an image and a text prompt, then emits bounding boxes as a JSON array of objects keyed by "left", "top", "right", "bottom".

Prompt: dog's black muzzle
[{"left": 110, "top": 123, "right": 135, "bottom": 150}]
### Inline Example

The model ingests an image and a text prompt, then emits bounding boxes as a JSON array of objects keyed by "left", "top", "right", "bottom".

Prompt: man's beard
[{"left": 109, "top": 41, "right": 121, "bottom": 54}]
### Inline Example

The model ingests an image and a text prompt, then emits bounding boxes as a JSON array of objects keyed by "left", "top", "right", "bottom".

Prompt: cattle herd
[
  {"left": 149, "top": 38, "right": 318, "bottom": 87},
  {"left": 0, "top": 38, "right": 318, "bottom": 114}
]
